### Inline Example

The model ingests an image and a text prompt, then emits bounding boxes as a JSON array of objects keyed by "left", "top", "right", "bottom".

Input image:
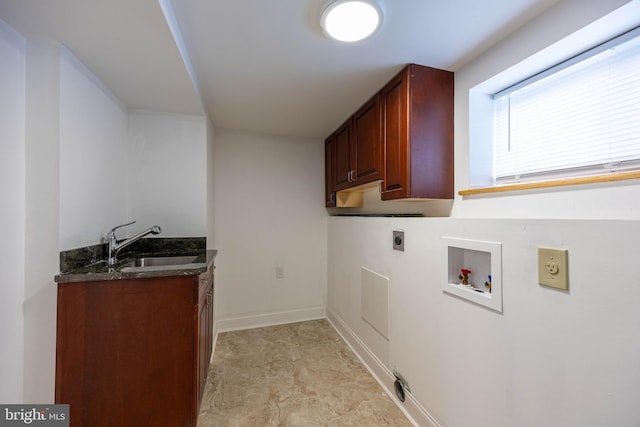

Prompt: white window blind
[{"left": 493, "top": 27, "right": 640, "bottom": 184}]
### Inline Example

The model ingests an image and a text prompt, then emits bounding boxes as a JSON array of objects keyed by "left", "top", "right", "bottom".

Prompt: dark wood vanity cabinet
[
  {"left": 55, "top": 266, "right": 215, "bottom": 427},
  {"left": 324, "top": 63, "right": 453, "bottom": 204},
  {"left": 381, "top": 64, "right": 453, "bottom": 200}
]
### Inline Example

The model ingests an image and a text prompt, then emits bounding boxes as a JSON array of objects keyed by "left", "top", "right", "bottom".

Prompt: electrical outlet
[
  {"left": 276, "top": 265, "right": 284, "bottom": 279},
  {"left": 393, "top": 231, "right": 404, "bottom": 251},
  {"left": 538, "top": 247, "right": 568, "bottom": 290}
]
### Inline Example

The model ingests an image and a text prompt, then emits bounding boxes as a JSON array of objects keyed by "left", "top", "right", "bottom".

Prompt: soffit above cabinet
[
  {"left": 0, "top": 0, "right": 204, "bottom": 116},
  {"left": 0, "top": 0, "right": 562, "bottom": 138}
]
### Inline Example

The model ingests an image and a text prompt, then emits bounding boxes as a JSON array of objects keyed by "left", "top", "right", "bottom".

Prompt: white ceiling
[{"left": 0, "top": 0, "right": 562, "bottom": 139}]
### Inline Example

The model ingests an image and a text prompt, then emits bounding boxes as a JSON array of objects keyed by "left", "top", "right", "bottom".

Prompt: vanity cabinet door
[
  {"left": 55, "top": 267, "right": 215, "bottom": 427},
  {"left": 197, "top": 290, "right": 208, "bottom": 409},
  {"left": 55, "top": 277, "right": 195, "bottom": 427},
  {"left": 196, "top": 267, "right": 214, "bottom": 413}
]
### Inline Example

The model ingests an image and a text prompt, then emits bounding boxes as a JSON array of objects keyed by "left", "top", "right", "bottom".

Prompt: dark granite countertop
[{"left": 55, "top": 237, "right": 217, "bottom": 283}]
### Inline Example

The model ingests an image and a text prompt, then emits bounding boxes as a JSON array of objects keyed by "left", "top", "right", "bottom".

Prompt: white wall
[
  {"left": 23, "top": 39, "right": 60, "bottom": 404},
  {"left": 450, "top": 0, "right": 640, "bottom": 219},
  {"left": 60, "top": 56, "right": 207, "bottom": 250},
  {"left": 60, "top": 66, "right": 207, "bottom": 250},
  {"left": 206, "top": 118, "right": 216, "bottom": 247},
  {"left": 326, "top": 1, "right": 640, "bottom": 426},
  {"left": 0, "top": 18, "right": 26, "bottom": 404},
  {"left": 59, "top": 48, "right": 129, "bottom": 250},
  {"left": 128, "top": 111, "right": 207, "bottom": 237},
  {"left": 213, "top": 129, "right": 327, "bottom": 329},
  {"left": 0, "top": 16, "right": 209, "bottom": 402},
  {"left": 328, "top": 217, "right": 640, "bottom": 427}
]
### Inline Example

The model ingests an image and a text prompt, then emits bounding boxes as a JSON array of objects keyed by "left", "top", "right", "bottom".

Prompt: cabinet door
[
  {"left": 55, "top": 278, "right": 195, "bottom": 427},
  {"left": 352, "top": 95, "right": 382, "bottom": 185},
  {"left": 324, "top": 135, "right": 336, "bottom": 207},
  {"left": 405, "top": 65, "right": 454, "bottom": 199},
  {"left": 206, "top": 282, "right": 214, "bottom": 368},
  {"left": 197, "top": 289, "right": 209, "bottom": 411},
  {"left": 196, "top": 265, "right": 215, "bottom": 411},
  {"left": 381, "top": 68, "right": 410, "bottom": 199},
  {"left": 334, "top": 120, "right": 353, "bottom": 190}
]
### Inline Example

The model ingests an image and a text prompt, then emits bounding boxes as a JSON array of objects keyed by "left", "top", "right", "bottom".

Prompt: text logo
[{"left": 0, "top": 405, "right": 69, "bottom": 427}]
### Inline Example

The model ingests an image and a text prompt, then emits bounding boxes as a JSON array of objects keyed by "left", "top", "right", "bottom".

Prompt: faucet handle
[{"left": 107, "top": 220, "right": 136, "bottom": 239}]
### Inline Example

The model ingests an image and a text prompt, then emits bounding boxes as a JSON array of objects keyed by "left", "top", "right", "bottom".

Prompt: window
[{"left": 491, "top": 27, "right": 640, "bottom": 185}]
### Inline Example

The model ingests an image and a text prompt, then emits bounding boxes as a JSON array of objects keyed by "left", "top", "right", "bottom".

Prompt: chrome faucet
[{"left": 106, "top": 221, "right": 162, "bottom": 265}]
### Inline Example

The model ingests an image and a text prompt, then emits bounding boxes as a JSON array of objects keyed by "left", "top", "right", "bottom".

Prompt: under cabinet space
[{"left": 335, "top": 180, "right": 382, "bottom": 207}]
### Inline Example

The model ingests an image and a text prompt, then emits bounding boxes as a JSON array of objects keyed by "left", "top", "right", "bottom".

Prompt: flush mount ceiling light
[{"left": 320, "top": 0, "right": 382, "bottom": 42}]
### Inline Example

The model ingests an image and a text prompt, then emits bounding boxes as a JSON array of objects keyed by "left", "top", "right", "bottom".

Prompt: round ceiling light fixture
[{"left": 320, "top": 0, "right": 382, "bottom": 42}]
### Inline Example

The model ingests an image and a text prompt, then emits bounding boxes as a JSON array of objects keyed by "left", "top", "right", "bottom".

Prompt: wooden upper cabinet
[
  {"left": 333, "top": 94, "right": 383, "bottom": 193},
  {"left": 352, "top": 94, "right": 383, "bottom": 185},
  {"left": 381, "top": 72, "right": 409, "bottom": 199},
  {"left": 381, "top": 64, "right": 454, "bottom": 200},
  {"left": 324, "top": 134, "right": 336, "bottom": 207},
  {"left": 334, "top": 120, "right": 353, "bottom": 190},
  {"left": 325, "top": 63, "right": 453, "bottom": 205}
]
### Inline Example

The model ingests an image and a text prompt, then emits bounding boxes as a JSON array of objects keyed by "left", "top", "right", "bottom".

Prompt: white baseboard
[
  {"left": 215, "top": 306, "right": 326, "bottom": 333},
  {"left": 209, "top": 321, "right": 219, "bottom": 364},
  {"left": 326, "top": 307, "right": 441, "bottom": 427}
]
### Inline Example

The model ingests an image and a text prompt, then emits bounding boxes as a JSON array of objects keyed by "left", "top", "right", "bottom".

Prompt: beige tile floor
[{"left": 197, "top": 319, "right": 412, "bottom": 426}]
